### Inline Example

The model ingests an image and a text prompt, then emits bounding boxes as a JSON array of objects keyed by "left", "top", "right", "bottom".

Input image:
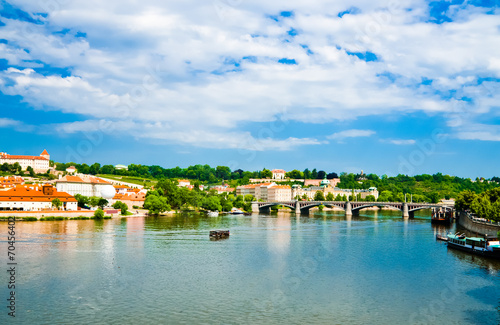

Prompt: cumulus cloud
[{"left": 0, "top": 0, "right": 499, "bottom": 149}]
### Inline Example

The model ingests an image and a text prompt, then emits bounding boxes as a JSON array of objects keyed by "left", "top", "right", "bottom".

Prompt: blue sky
[{"left": 0, "top": 0, "right": 500, "bottom": 178}]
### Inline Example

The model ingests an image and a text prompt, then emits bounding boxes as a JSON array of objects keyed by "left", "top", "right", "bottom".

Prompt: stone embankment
[{"left": 457, "top": 211, "right": 500, "bottom": 237}]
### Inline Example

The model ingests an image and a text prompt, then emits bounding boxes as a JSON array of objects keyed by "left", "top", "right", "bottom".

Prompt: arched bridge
[{"left": 252, "top": 201, "right": 454, "bottom": 218}]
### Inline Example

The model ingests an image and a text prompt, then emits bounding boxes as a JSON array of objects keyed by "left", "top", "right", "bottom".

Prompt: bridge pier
[
  {"left": 403, "top": 203, "right": 409, "bottom": 219},
  {"left": 251, "top": 202, "right": 259, "bottom": 213},
  {"left": 295, "top": 201, "right": 301, "bottom": 214},
  {"left": 345, "top": 201, "right": 352, "bottom": 216}
]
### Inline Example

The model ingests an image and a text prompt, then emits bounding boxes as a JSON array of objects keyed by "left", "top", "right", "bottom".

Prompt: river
[{"left": 1, "top": 210, "right": 499, "bottom": 324}]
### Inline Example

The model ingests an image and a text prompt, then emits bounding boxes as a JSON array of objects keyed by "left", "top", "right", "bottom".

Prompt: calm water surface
[{"left": 1, "top": 210, "right": 500, "bottom": 324}]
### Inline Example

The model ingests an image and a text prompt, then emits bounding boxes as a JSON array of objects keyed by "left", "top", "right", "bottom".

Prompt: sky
[{"left": 0, "top": 0, "right": 499, "bottom": 178}]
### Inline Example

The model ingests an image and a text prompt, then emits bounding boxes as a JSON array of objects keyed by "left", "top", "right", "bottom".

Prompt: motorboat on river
[{"left": 447, "top": 233, "right": 500, "bottom": 258}]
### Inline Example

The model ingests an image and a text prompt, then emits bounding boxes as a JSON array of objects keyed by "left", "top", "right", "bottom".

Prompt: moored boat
[
  {"left": 447, "top": 233, "right": 500, "bottom": 258},
  {"left": 207, "top": 210, "right": 219, "bottom": 217},
  {"left": 431, "top": 208, "right": 452, "bottom": 225}
]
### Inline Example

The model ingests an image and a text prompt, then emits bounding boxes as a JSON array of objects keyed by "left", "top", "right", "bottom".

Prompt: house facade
[{"left": 0, "top": 150, "right": 50, "bottom": 173}]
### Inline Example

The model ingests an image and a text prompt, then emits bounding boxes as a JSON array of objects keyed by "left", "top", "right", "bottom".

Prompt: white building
[
  {"left": 56, "top": 175, "right": 113, "bottom": 197},
  {"left": 0, "top": 149, "right": 50, "bottom": 173},
  {"left": 272, "top": 169, "right": 286, "bottom": 180},
  {"left": 0, "top": 184, "right": 77, "bottom": 211},
  {"left": 66, "top": 166, "right": 77, "bottom": 174}
]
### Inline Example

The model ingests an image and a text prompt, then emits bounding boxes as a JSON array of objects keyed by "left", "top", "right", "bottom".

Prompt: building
[
  {"left": 115, "top": 164, "right": 128, "bottom": 170},
  {"left": 237, "top": 182, "right": 274, "bottom": 198},
  {"left": 272, "top": 169, "right": 286, "bottom": 180},
  {"left": 0, "top": 184, "right": 77, "bottom": 211},
  {"left": 210, "top": 186, "right": 235, "bottom": 194},
  {"left": 304, "top": 178, "right": 341, "bottom": 187},
  {"left": 66, "top": 166, "right": 77, "bottom": 174},
  {"left": 177, "top": 179, "right": 190, "bottom": 187},
  {"left": 267, "top": 185, "right": 292, "bottom": 202},
  {"left": 0, "top": 149, "right": 50, "bottom": 173},
  {"left": 55, "top": 175, "right": 113, "bottom": 197},
  {"left": 293, "top": 185, "right": 379, "bottom": 201},
  {"left": 112, "top": 192, "right": 146, "bottom": 210},
  {"left": 0, "top": 176, "right": 24, "bottom": 188}
]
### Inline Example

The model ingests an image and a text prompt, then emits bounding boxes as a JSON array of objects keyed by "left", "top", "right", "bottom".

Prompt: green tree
[
  {"left": 261, "top": 168, "right": 272, "bottom": 179},
  {"left": 75, "top": 194, "right": 89, "bottom": 208},
  {"left": 244, "top": 194, "right": 256, "bottom": 202},
  {"left": 314, "top": 191, "right": 325, "bottom": 201},
  {"left": 100, "top": 165, "right": 115, "bottom": 175},
  {"left": 365, "top": 195, "right": 376, "bottom": 202},
  {"left": 51, "top": 198, "right": 62, "bottom": 210},
  {"left": 202, "top": 196, "right": 222, "bottom": 211},
  {"left": 286, "top": 169, "right": 304, "bottom": 179},
  {"left": 455, "top": 190, "right": 476, "bottom": 211},
  {"left": 97, "top": 198, "right": 109, "bottom": 209},
  {"left": 325, "top": 192, "right": 334, "bottom": 201},
  {"left": 112, "top": 201, "right": 128, "bottom": 215},
  {"left": 144, "top": 195, "right": 170, "bottom": 215},
  {"left": 94, "top": 209, "right": 104, "bottom": 219},
  {"left": 27, "top": 166, "right": 35, "bottom": 177}
]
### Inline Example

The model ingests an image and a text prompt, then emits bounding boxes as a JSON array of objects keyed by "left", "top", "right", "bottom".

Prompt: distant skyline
[{"left": 1, "top": 1, "right": 499, "bottom": 178}]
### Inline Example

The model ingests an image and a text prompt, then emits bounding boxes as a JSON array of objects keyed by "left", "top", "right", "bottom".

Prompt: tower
[{"left": 40, "top": 149, "right": 50, "bottom": 160}]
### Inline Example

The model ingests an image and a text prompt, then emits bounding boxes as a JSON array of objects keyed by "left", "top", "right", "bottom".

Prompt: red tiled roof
[
  {"left": 0, "top": 154, "right": 49, "bottom": 160},
  {"left": 41, "top": 149, "right": 49, "bottom": 156},
  {"left": 0, "top": 185, "right": 76, "bottom": 202},
  {"left": 272, "top": 169, "right": 286, "bottom": 173},
  {"left": 57, "top": 175, "right": 111, "bottom": 184}
]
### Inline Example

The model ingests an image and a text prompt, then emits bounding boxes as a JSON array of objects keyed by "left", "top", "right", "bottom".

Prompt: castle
[{"left": 0, "top": 150, "right": 51, "bottom": 173}]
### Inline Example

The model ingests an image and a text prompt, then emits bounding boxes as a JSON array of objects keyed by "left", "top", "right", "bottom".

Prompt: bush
[
  {"left": 22, "top": 217, "right": 38, "bottom": 221},
  {"left": 94, "top": 209, "right": 105, "bottom": 220},
  {"left": 40, "top": 216, "right": 55, "bottom": 221},
  {"left": 70, "top": 216, "right": 91, "bottom": 220},
  {"left": 132, "top": 205, "right": 141, "bottom": 209}
]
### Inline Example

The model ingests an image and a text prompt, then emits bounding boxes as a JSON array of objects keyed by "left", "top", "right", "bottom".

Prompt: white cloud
[
  {"left": 0, "top": 118, "right": 21, "bottom": 128},
  {"left": 327, "top": 129, "right": 375, "bottom": 141},
  {"left": 455, "top": 124, "right": 500, "bottom": 141},
  {"left": 389, "top": 139, "right": 416, "bottom": 145},
  {"left": 0, "top": 1, "right": 499, "bottom": 149}
]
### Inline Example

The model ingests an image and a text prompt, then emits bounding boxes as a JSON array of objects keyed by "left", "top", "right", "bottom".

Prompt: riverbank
[{"left": 457, "top": 211, "right": 500, "bottom": 237}]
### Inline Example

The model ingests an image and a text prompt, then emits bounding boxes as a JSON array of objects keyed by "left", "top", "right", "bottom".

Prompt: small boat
[
  {"left": 447, "top": 233, "right": 500, "bottom": 258},
  {"left": 207, "top": 210, "right": 219, "bottom": 217},
  {"left": 210, "top": 230, "right": 230, "bottom": 238},
  {"left": 436, "top": 234, "right": 448, "bottom": 241},
  {"left": 229, "top": 208, "right": 244, "bottom": 215},
  {"left": 431, "top": 208, "right": 452, "bottom": 225}
]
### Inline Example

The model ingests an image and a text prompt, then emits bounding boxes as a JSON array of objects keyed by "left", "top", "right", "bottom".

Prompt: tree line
[
  {"left": 455, "top": 188, "right": 500, "bottom": 222},
  {"left": 143, "top": 179, "right": 255, "bottom": 215}
]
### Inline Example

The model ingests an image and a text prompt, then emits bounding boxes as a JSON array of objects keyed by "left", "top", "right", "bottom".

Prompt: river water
[{"left": 1, "top": 210, "right": 500, "bottom": 324}]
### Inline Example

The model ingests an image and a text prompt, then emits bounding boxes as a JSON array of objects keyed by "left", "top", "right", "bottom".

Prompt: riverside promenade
[{"left": 457, "top": 211, "right": 500, "bottom": 236}]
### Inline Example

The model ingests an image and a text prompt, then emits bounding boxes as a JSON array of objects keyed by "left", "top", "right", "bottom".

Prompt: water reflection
[{"left": 2, "top": 213, "right": 499, "bottom": 325}]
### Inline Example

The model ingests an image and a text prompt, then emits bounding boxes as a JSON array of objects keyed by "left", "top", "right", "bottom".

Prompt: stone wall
[{"left": 457, "top": 211, "right": 500, "bottom": 237}]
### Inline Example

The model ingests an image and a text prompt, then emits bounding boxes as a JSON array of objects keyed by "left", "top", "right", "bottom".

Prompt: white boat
[
  {"left": 207, "top": 211, "right": 219, "bottom": 217},
  {"left": 229, "top": 208, "right": 244, "bottom": 215}
]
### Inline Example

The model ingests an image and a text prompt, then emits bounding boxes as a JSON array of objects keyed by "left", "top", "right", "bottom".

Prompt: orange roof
[
  {"left": 272, "top": 169, "right": 286, "bottom": 173},
  {"left": 41, "top": 149, "right": 49, "bottom": 156},
  {"left": 0, "top": 154, "right": 48, "bottom": 160},
  {"left": 271, "top": 185, "right": 291, "bottom": 189},
  {"left": 0, "top": 186, "right": 76, "bottom": 202},
  {"left": 178, "top": 179, "right": 190, "bottom": 183},
  {"left": 57, "top": 175, "right": 111, "bottom": 184}
]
